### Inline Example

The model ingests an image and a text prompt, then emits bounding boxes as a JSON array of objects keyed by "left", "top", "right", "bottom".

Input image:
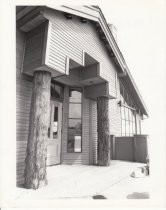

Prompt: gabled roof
[
  {"left": 16, "top": 5, "right": 148, "bottom": 116},
  {"left": 45, "top": 5, "right": 148, "bottom": 116}
]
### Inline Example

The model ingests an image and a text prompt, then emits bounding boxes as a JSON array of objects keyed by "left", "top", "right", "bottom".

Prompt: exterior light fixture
[
  {"left": 110, "top": 50, "right": 115, "bottom": 57},
  {"left": 80, "top": 17, "right": 87, "bottom": 23},
  {"left": 100, "top": 36, "right": 106, "bottom": 41},
  {"left": 64, "top": 13, "right": 72, "bottom": 19},
  {"left": 118, "top": 100, "right": 122, "bottom": 106}
]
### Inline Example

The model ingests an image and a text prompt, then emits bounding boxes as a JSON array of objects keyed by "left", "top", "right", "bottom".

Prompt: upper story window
[
  {"left": 67, "top": 88, "right": 82, "bottom": 153},
  {"left": 120, "top": 82, "right": 136, "bottom": 136},
  {"left": 51, "top": 81, "right": 64, "bottom": 100},
  {"left": 120, "top": 82, "right": 135, "bottom": 108}
]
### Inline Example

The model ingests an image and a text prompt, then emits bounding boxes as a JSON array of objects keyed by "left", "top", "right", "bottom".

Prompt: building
[{"left": 16, "top": 5, "right": 148, "bottom": 189}]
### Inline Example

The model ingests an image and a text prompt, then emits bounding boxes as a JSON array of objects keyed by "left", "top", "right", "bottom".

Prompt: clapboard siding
[
  {"left": 61, "top": 86, "right": 90, "bottom": 165},
  {"left": 109, "top": 76, "right": 121, "bottom": 136},
  {"left": 136, "top": 113, "right": 142, "bottom": 134},
  {"left": 44, "top": 8, "right": 117, "bottom": 97},
  {"left": 89, "top": 99, "right": 98, "bottom": 165},
  {"left": 109, "top": 99, "right": 121, "bottom": 136},
  {"left": 23, "top": 22, "right": 46, "bottom": 73},
  {"left": 16, "top": 28, "right": 32, "bottom": 186},
  {"left": 16, "top": 8, "right": 127, "bottom": 186}
]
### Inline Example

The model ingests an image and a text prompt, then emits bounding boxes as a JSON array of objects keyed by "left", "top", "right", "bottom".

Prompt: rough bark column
[
  {"left": 24, "top": 71, "right": 51, "bottom": 189},
  {"left": 97, "top": 96, "right": 110, "bottom": 166}
]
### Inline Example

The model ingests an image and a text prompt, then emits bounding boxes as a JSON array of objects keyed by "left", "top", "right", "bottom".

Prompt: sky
[
  {"left": 99, "top": 0, "right": 166, "bottom": 200},
  {"left": 98, "top": 0, "right": 166, "bottom": 134}
]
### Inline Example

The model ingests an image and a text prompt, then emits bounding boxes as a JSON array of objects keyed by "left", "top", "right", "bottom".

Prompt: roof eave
[
  {"left": 125, "top": 67, "right": 149, "bottom": 116},
  {"left": 16, "top": 5, "right": 148, "bottom": 116},
  {"left": 94, "top": 6, "right": 148, "bottom": 116}
]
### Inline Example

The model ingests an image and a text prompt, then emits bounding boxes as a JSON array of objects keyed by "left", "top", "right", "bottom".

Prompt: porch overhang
[
  {"left": 84, "top": 82, "right": 111, "bottom": 100},
  {"left": 16, "top": 5, "right": 148, "bottom": 116},
  {"left": 18, "top": 15, "right": 105, "bottom": 86},
  {"left": 16, "top": 6, "right": 126, "bottom": 75}
]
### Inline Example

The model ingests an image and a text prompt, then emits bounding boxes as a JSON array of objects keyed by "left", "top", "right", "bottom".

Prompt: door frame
[{"left": 47, "top": 99, "right": 63, "bottom": 166}]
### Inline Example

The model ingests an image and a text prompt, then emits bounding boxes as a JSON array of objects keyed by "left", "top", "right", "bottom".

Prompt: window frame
[
  {"left": 50, "top": 80, "right": 64, "bottom": 102},
  {"left": 120, "top": 82, "right": 137, "bottom": 137},
  {"left": 67, "top": 87, "right": 83, "bottom": 153}
]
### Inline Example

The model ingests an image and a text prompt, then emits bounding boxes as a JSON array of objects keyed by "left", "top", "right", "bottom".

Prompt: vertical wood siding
[
  {"left": 61, "top": 86, "right": 90, "bottom": 165},
  {"left": 44, "top": 8, "right": 117, "bottom": 98},
  {"left": 16, "top": 28, "right": 33, "bottom": 186}
]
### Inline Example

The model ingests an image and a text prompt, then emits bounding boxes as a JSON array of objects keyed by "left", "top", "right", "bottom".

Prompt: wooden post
[
  {"left": 24, "top": 71, "right": 51, "bottom": 189},
  {"left": 97, "top": 96, "right": 110, "bottom": 166},
  {"left": 111, "top": 135, "right": 116, "bottom": 160}
]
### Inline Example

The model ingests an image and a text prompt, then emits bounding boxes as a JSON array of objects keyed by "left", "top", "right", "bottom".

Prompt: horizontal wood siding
[
  {"left": 109, "top": 76, "right": 121, "bottom": 136},
  {"left": 16, "top": 8, "right": 127, "bottom": 183},
  {"left": 46, "top": 22, "right": 66, "bottom": 73},
  {"left": 136, "top": 113, "right": 142, "bottom": 135},
  {"left": 16, "top": 28, "right": 32, "bottom": 186},
  {"left": 89, "top": 99, "right": 98, "bottom": 165},
  {"left": 23, "top": 22, "right": 46, "bottom": 73},
  {"left": 61, "top": 86, "right": 90, "bottom": 165},
  {"left": 109, "top": 99, "right": 121, "bottom": 136},
  {"left": 44, "top": 8, "right": 117, "bottom": 97}
]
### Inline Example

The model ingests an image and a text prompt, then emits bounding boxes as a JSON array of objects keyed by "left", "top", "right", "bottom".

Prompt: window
[
  {"left": 53, "top": 106, "right": 58, "bottom": 139},
  {"left": 120, "top": 82, "right": 137, "bottom": 136},
  {"left": 136, "top": 114, "right": 141, "bottom": 135},
  {"left": 51, "top": 81, "right": 64, "bottom": 100},
  {"left": 48, "top": 103, "right": 59, "bottom": 139},
  {"left": 67, "top": 88, "right": 82, "bottom": 153}
]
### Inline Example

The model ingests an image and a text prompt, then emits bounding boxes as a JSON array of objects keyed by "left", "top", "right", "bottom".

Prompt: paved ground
[
  {"left": 99, "top": 174, "right": 150, "bottom": 199},
  {"left": 14, "top": 161, "right": 150, "bottom": 200}
]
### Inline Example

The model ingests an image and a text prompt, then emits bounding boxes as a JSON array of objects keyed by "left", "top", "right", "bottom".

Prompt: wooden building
[{"left": 16, "top": 5, "right": 148, "bottom": 188}]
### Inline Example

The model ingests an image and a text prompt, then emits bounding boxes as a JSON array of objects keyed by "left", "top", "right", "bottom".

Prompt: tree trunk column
[
  {"left": 97, "top": 96, "right": 110, "bottom": 166},
  {"left": 24, "top": 71, "right": 51, "bottom": 189}
]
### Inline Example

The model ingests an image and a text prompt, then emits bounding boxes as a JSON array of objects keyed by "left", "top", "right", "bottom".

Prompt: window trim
[
  {"left": 120, "top": 81, "right": 137, "bottom": 137},
  {"left": 67, "top": 87, "right": 83, "bottom": 153},
  {"left": 121, "top": 106, "right": 136, "bottom": 137},
  {"left": 50, "top": 80, "right": 64, "bottom": 102}
]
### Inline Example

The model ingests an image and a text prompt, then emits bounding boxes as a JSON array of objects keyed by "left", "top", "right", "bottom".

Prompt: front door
[{"left": 47, "top": 100, "right": 62, "bottom": 166}]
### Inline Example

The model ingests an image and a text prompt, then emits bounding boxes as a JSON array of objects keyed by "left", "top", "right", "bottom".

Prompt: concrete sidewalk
[{"left": 15, "top": 160, "right": 150, "bottom": 200}]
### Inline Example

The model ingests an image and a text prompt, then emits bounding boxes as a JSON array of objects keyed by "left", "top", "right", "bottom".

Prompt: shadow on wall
[{"left": 127, "top": 192, "right": 150, "bottom": 199}]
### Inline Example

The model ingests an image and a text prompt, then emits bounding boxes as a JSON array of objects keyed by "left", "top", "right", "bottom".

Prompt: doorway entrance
[{"left": 47, "top": 100, "right": 62, "bottom": 166}]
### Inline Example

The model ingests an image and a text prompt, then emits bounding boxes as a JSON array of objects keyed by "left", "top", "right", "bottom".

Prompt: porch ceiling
[{"left": 52, "top": 62, "right": 104, "bottom": 87}]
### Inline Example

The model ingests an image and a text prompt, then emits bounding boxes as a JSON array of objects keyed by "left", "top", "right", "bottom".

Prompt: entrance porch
[{"left": 15, "top": 161, "right": 148, "bottom": 200}]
